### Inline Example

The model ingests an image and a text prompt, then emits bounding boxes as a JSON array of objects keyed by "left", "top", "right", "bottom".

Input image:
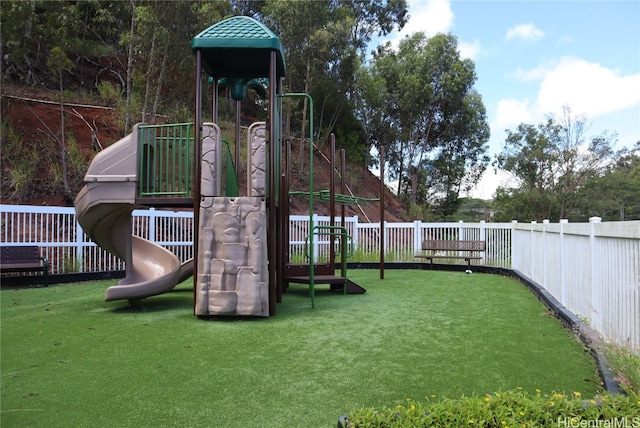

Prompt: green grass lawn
[{"left": 1, "top": 270, "right": 601, "bottom": 427}]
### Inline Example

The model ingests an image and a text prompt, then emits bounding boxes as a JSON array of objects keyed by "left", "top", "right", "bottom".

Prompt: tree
[
  {"left": 262, "top": 0, "right": 407, "bottom": 170},
  {"left": 577, "top": 142, "right": 640, "bottom": 221},
  {"left": 46, "top": 46, "right": 75, "bottom": 202},
  {"left": 361, "top": 32, "right": 490, "bottom": 218},
  {"left": 493, "top": 106, "right": 619, "bottom": 222}
]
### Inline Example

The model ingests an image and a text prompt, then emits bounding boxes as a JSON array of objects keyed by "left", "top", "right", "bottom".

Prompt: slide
[{"left": 74, "top": 125, "right": 187, "bottom": 302}]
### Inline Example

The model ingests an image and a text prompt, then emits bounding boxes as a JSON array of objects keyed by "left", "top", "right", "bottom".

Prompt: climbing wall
[{"left": 195, "top": 123, "right": 269, "bottom": 316}]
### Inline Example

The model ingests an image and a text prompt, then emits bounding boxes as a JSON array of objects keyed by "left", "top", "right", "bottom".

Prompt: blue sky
[{"left": 379, "top": 0, "right": 640, "bottom": 199}]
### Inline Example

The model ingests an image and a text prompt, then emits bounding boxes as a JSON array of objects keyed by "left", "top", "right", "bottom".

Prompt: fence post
[
  {"left": 351, "top": 216, "right": 359, "bottom": 252},
  {"left": 382, "top": 220, "right": 387, "bottom": 260},
  {"left": 312, "top": 213, "right": 319, "bottom": 263},
  {"left": 414, "top": 220, "right": 422, "bottom": 255},
  {"left": 559, "top": 219, "right": 568, "bottom": 306},
  {"left": 542, "top": 219, "right": 549, "bottom": 290},
  {"left": 589, "top": 216, "right": 602, "bottom": 332},
  {"left": 530, "top": 221, "right": 536, "bottom": 280},
  {"left": 148, "top": 207, "right": 156, "bottom": 243},
  {"left": 479, "top": 220, "right": 487, "bottom": 264},
  {"left": 511, "top": 220, "right": 517, "bottom": 270},
  {"left": 76, "top": 214, "right": 84, "bottom": 273}
]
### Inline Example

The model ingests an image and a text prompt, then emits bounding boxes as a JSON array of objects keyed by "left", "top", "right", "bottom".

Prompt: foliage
[
  {"left": 603, "top": 343, "right": 640, "bottom": 394},
  {"left": 261, "top": 0, "right": 408, "bottom": 171},
  {"left": 493, "top": 106, "right": 619, "bottom": 222},
  {"left": 3, "top": 1, "right": 631, "bottom": 221},
  {"left": 47, "top": 45, "right": 76, "bottom": 202},
  {"left": 576, "top": 142, "right": 640, "bottom": 221},
  {"left": 361, "top": 32, "right": 490, "bottom": 218},
  {"left": 0, "top": 120, "right": 40, "bottom": 203},
  {"left": 452, "top": 198, "right": 494, "bottom": 222},
  {"left": 343, "top": 389, "right": 640, "bottom": 427},
  {"left": 1, "top": 1, "right": 408, "bottom": 202}
]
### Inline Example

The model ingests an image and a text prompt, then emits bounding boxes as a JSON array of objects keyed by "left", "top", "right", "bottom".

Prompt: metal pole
[
  {"left": 193, "top": 51, "right": 203, "bottom": 312},
  {"left": 276, "top": 77, "right": 286, "bottom": 304},
  {"left": 235, "top": 100, "right": 241, "bottom": 173},
  {"left": 212, "top": 77, "right": 218, "bottom": 123},
  {"left": 380, "top": 146, "right": 385, "bottom": 280},
  {"left": 329, "top": 134, "right": 336, "bottom": 270},
  {"left": 340, "top": 147, "right": 347, "bottom": 282},
  {"left": 268, "top": 51, "right": 277, "bottom": 316}
]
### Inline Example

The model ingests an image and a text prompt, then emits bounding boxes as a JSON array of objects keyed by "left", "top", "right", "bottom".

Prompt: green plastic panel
[{"left": 191, "top": 16, "right": 285, "bottom": 78}]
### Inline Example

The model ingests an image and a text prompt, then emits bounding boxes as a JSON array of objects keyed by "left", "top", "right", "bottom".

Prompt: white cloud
[
  {"left": 386, "top": 0, "right": 454, "bottom": 48},
  {"left": 459, "top": 39, "right": 482, "bottom": 60},
  {"left": 492, "top": 98, "right": 534, "bottom": 130},
  {"left": 535, "top": 57, "right": 640, "bottom": 118},
  {"left": 511, "top": 64, "right": 551, "bottom": 82},
  {"left": 407, "top": 0, "right": 454, "bottom": 37},
  {"left": 468, "top": 169, "right": 516, "bottom": 199},
  {"left": 495, "top": 57, "right": 640, "bottom": 130},
  {"left": 555, "top": 35, "right": 574, "bottom": 47},
  {"left": 506, "top": 23, "right": 545, "bottom": 41}
]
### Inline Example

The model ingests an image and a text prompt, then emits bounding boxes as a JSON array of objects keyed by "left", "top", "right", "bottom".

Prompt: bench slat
[
  {"left": 0, "top": 246, "right": 49, "bottom": 284},
  {"left": 415, "top": 255, "right": 482, "bottom": 260},
  {"left": 422, "top": 240, "right": 486, "bottom": 251},
  {"left": 416, "top": 240, "right": 485, "bottom": 270}
]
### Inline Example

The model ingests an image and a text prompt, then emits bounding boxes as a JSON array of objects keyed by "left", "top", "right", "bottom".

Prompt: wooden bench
[
  {"left": 415, "top": 240, "right": 485, "bottom": 270},
  {"left": 0, "top": 245, "right": 49, "bottom": 284}
]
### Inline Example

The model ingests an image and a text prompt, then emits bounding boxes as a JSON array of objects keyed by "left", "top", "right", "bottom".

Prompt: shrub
[
  {"left": 342, "top": 389, "right": 640, "bottom": 427},
  {"left": 603, "top": 344, "right": 640, "bottom": 394},
  {"left": 97, "top": 81, "right": 121, "bottom": 107}
]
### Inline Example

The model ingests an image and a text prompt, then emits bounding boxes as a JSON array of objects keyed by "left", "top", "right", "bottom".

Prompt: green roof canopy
[{"left": 191, "top": 16, "right": 286, "bottom": 79}]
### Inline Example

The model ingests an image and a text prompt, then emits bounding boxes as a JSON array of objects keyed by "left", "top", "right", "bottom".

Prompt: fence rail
[
  {"left": 1, "top": 204, "right": 638, "bottom": 348},
  {"left": 511, "top": 218, "right": 640, "bottom": 348}
]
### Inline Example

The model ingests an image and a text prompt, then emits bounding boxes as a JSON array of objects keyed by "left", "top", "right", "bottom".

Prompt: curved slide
[{"left": 74, "top": 125, "right": 190, "bottom": 302}]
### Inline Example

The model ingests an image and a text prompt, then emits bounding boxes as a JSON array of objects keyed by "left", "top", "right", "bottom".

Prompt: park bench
[
  {"left": 0, "top": 245, "right": 49, "bottom": 284},
  {"left": 415, "top": 239, "right": 485, "bottom": 270}
]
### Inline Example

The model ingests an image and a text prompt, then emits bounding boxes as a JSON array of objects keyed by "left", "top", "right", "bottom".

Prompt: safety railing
[{"left": 138, "top": 123, "right": 194, "bottom": 198}]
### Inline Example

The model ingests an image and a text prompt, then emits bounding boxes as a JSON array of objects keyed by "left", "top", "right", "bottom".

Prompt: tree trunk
[
  {"left": 396, "top": 159, "right": 404, "bottom": 195},
  {"left": 410, "top": 166, "right": 418, "bottom": 205},
  {"left": 24, "top": 1, "right": 35, "bottom": 38},
  {"left": 58, "top": 72, "right": 71, "bottom": 201},
  {"left": 124, "top": 0, "right": 136, "bottom": 133},
  {"left": 142, "top": 35, "right": 157, "bottom": 124},
  {"left": 299, "top": 61, "right": 312, "bottom": 172},
  {"left": 151, "top": 48, "right": 169, "bottom": 125}
]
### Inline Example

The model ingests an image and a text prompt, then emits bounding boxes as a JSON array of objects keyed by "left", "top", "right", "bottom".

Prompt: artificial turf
[{"left": 1, "top": 270, "right": 601, "bottom": 427}]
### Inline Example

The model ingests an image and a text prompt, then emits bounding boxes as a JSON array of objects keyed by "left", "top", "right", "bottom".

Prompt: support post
[
  {"left": 268, "top": 51, "right": 277, "bottom": 316},
  {"left": 590, "top": 216, "right": 602, "bottom": 331},
  {"left": 211, "top": 77, "right": 218, "bottom": 123},
  {"left": 193, "top": 50, "right": 202, "bottom": 314},
  {"left": 559, "top": 219, "right": 568, "bottom": 306},
  {"left": 329, "top": 134, "right": 336, "bottom": 270},
  {"left": 235, "top": 100, "right": 241, "bottom": 172},
  {"left": 379, "top": 146, "right": 385, "bottom": 279}
]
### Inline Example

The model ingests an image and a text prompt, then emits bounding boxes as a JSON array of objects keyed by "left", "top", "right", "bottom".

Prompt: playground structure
[{"left": 74, "top": 16, "right": 383, "bottom": 317}]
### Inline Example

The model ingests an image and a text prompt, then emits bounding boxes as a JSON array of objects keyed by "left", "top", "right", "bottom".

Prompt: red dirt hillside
[{"left": 1, "top": 84, "right": 408, "bottom": 222}]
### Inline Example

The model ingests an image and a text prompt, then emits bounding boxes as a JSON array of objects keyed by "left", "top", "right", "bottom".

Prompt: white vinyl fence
[
  {"left": 1, "top": 204, "right": 638, "bottom": 348},
  {"left": 512, "top": 218, "right": 640, "bottom": 348}
]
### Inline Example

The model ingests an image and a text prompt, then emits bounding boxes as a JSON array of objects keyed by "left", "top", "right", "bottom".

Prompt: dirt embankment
[{"left": 1, "top": 84, "right": 407, "bottom": 222}]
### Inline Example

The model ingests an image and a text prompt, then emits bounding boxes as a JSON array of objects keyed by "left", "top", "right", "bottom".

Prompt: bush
[
  {"left": 342, "top": 389, "right": 640, "bottom": 427},
  {"left": 603, "top": 344, "right": 640, "bottom": 394}
]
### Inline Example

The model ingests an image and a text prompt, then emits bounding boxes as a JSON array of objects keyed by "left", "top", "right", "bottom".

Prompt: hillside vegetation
[
  {"left": 3, "top": 2, "right": 635, "bottom": 221},
  {"left": 1, "top": 83, "right": 410, "bottom": 222}
]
